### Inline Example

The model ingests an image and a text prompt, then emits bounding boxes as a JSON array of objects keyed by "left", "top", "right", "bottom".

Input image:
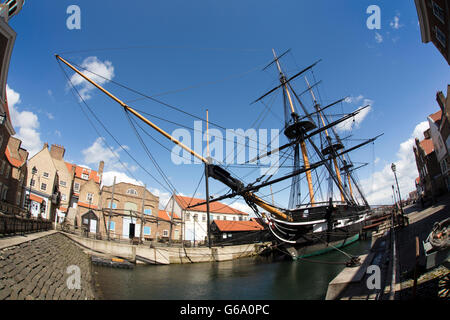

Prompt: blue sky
[{"left": 5, "top": 0, "right": 450, "bottom": 211}]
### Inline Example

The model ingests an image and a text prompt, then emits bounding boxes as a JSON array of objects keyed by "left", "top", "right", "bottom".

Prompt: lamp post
[
  {"left": 391, "top": 163, "right": 405, "bottom": 225},
  {"left": 28, "top": 166, "right": 37, "bottom": 218}
]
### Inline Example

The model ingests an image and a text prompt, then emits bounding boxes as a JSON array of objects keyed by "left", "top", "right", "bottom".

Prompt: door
[
  {"left": 123, "top": 217, "right": 141, "bottom": 238},
  {"left": 90, "top": 219, "right": 97, "bottom": 233}
]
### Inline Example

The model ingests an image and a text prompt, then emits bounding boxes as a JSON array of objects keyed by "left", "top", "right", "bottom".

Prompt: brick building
[
  {"left": 99, "top": 182, "right": 159, "bottom": 241},
  {"left": 65, "top": 162, "right": 103, "bottom": 232},
  {"left": 415, "top": 0, "right": 450, "bottom": 64},
  {"left": 435, "top": 85, "right": 450, "bottom": 189},
  {"left": 4, "top": 136, "right": 27, "bottom": 208},
  {"left": 413, "top": 128, "right": 447, "bottom": 201},
  {"left": 25, "top": 143, "right": 61, "bottom": 220},
  {"left": 0, "top": 0, "right": 25, "bottom": 214}
]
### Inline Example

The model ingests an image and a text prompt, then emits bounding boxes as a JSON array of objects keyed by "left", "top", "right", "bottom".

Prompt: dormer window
[
  {"left": 81, "top": 173, "right": 89, "bottom": 180},
  {"left": 126, "top": 188, "right": 138, "bottom": 195}
]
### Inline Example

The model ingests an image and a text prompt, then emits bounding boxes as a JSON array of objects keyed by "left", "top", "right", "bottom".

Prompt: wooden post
[
  {"left": 413, "top": 236, "right": 420, "bottom": 298},
  {"left": 107, "top": 176, "right": 116, "bottom": 241},
  {"left": 139, "top": 184, "right": 146, "bottom": 244},
  {"left": 169, "top": 193, "right": 175, "bottom": 246}
]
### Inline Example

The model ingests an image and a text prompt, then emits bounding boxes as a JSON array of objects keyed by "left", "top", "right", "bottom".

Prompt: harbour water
[{"left": 94, "top": 237, "right": 372, "bottom": 300}]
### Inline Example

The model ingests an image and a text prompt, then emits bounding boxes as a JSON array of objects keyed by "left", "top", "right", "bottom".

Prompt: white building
[{"left": 165, "top": 194, "right": 250, "bottom": 245}]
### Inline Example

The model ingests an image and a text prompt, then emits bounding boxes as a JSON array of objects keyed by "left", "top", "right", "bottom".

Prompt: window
[
  {"left": 185, "top": 212, "right": 190, "bottom": 221},
  {"left": 144, "top": 208, "right": 152, "bottom": 215},
  {"left": 74, "top": 182, "right": 80, "bottom": 192},
  {"left": 239, "top": 216, "right": 243, "bottom": 221},
  {"left": 16, "top": 192, "right": 21, "bottom": 206},
  {"left": 86, "top": 193, "right": 94, "bottom": 202},
  {"left": 61, "top": 194, "right": 67, "bottom": 201},
  {"left": 124, "top": 202, "right": 137, "bottom": 214},
  {"left": 223, "top": 216, "right": 227, "bottom": 221},
  {"left": 435, "top": 26, "right": 446, "bottom": 47},
  {"left": 60, "top": 181, "right": 66, "bottom": 187},
  {"left": 432, "top": 1, "right": 445, "bottom": 24},
  {"left": 163, "top": 230, "right": 169, "bottom": 237},
  {"left": 41, "top": 183, "right": 47, "bottom": 191},
  {"left": 109, "top": 221, "right": 115, "bottom": 231},
  {"left": 143, "top": 226, "right": 151, "bottom": 236},
  {"left": 43, "top": 172, "right": 49, "bottom": 178},
  {"left": 126, "top": 189, "right": 138, "bottom": 195},
  {"left": 5, "top": 165, "right": 10, "bottom": 178},
  {"left": 233, "top": 217, "right": 236, "bottom": 221},
  {"left": 1, "top": 186, "right": 7, "bottom": 201},
  {"left": 30, "top": 179, "right": 35, "bottom": 187},
  {"left": 202, "top": 214, "right": 206, "bottom": 222},
  {"left": 81, "top": 173, "right": 89, "bottom": 180},
  {"left": 107, "top": 201, "right": 117, "bottom": 209}
]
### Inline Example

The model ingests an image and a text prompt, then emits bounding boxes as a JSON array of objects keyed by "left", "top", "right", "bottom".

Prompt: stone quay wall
[{"left": 0, "top": 232, "right": 96, "bottom": 300}]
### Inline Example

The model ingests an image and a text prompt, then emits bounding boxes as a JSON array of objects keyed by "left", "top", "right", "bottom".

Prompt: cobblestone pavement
[{"left": 0, "top": 233, "right": 96, "bottom": 300}]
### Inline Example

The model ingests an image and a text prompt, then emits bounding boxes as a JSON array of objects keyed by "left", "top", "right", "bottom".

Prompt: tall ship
[{"left": 56, "top": 49, "right": 381, "bottom": 262}]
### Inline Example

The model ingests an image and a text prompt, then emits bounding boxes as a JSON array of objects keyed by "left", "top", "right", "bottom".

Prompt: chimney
[
  {"left": 98, "top": 160, "right": 104, "bottom": 181},
  {"left": 43, "top": 142, "right": 49, "bottom": 150},
  {"left": 424, "top": 129, "right": 431, "bottom": 140},
  {"left": 50, "top": 144, "right": 65, "bottom": 160}
]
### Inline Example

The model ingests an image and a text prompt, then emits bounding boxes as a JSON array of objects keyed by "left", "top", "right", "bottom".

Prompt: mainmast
[
  {"left": 272, "top": 49, "right": 315, "bottom": 208},
  {"left": 304, "top": 76, "right": 345, "bottom": 203}
]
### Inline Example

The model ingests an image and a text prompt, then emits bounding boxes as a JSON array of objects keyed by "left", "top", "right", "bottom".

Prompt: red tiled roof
[
  {"left": 77, "top": 201, "right": 98, "bottom": 209},
  {"left": 29, "top": 194, "right": 44, "bottom": 203},
  {"left": 157, "top": 210, "right": 180, "bottom": 221},
  {"left": 58, "top": 207, "right": 68, "bottom": 212},
  {"left": 65, "top": 162, "right": 100, "bottom": 183},
  {"left": 429, "top": 110, "right": 442, "bottom": 124},
  {"left": 175, "top": 195, "right": 249, "bottom": 215},
  {"left": 420, "top": 138, "right": 434, "bottom": 155},
  {"left": 5, "top": 146, "right": 24, "bottom": 168},
  {"left": 415, "top": 177, "right": 420, "bottom": 185},
  {"left": 213, "top": 220, "right": 264, "bottom": 232}
]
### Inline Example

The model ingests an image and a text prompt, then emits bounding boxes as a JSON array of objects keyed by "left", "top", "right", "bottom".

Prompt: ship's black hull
[{"left": 267, "top": 204, "right": 369, "bottom": 260}]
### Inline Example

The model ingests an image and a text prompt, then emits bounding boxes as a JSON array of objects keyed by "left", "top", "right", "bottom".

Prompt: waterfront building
[
  {"left": 25, "top": 143, "right": 61, "bottom": 220},
  {"left": 166, "top": 194, "right": 249, "bottom": 246},
  {"left": 413, "top": 128, "right": 447, "bottom": 201},
  {"left": 4, "top": 136, "right": 27, "bottom": 209},
  {"left": 435, "top": 85, "right": 450, "bottom": 189},
  {"left": 0, "top": 0, "right": 24, "bottom": 214},
  {"left": 414, "top": 0, "right": 449, "bottom": 64},
  {"left": 155, "top": 209, "right": 182, "bottom": 242},
  {"left": 64, "top": 162, "right": 102, "bottom": 232},
  {"left": 99, "top": 182, "right": 159, "bottom": 241},
  {"left": 210, "top": 219, "right": 265, "bottom": 245}
]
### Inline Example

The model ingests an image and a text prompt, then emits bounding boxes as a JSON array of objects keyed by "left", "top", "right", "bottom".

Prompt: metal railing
[{"left": 0, "top": 213, "right": 52, "bottom": 237}]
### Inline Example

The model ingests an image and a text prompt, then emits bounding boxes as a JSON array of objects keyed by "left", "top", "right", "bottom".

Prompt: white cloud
[
  {"left": 6, "top": 85, "right": 43, "bottom": 157},
  {"left": 46, "top": 112, "right": 54, "bottom": 120},
  {"left": 337, "top": 98, "right": 374, "bottom": 132},
  {"left": 68, "top": 56, "right": 115, "bottom": 101},
  {"left": 345, "top": 95, "right": 364, "bottom": 104},
  {"left": 360, "top": 121, "right": 429, "bottom": 205},
  {"left": 81, "top": 137, "right": 137, "bottom": 172},
  {"left": 101, "top": 171, "right": 143, "bottom": 188},
  {"left": 227, "top": 200, "right": 254, "bottom": 215},
  {"left": 375, "top": 32, "right": 383, "bottom": 43},
  {"left": 150, "top": 188, "right": 172, "bottom": 209}
]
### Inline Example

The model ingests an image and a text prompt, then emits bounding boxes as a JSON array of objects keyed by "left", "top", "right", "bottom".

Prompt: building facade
[
  {"left": 167, "top": 195, "right": 250, "bottom": 245},
  {"left": 4, "top": 136, "right": 27, "bottom": 209},
  {"left": 99, "top": 182, "right": 159, "bottom": 241},
  {"left": 415, "top": 0, "right": 450, "bottom": 64},
  {"left": 65, "top": 162, "right": 103, "bottom": 231},
  {"left": 413, "top": 128, "right": 447, "bottom": 201},
  {"left": 25, "top": 143, "right": 61, "bottom": 220}
]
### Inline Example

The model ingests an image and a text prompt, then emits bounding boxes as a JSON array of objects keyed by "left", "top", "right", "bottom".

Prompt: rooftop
[
  {"left": 175, "top": 195, "right": 249, "bottom": 216},
  {"left": 213, "top": 219, "right": 264, "bottom": 232}
]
